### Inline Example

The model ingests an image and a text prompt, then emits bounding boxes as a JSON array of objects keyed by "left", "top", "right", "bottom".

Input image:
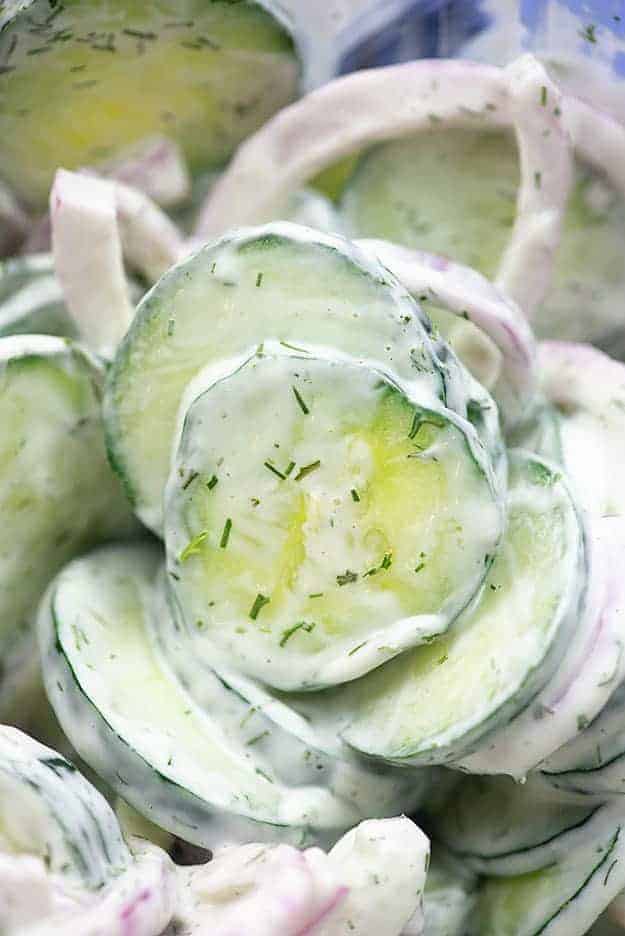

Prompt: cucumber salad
[{"left": 2, "top": 2, "right": 625, "bottom": 930}]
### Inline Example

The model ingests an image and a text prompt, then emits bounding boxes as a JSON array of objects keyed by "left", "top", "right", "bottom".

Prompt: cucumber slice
[
  {"left": 0, "top": 335, "right": 137, "bottom": 712},
  {"left": 456, "top": 515, "right": 625, "bottom": 778},
  {"left": 105, "top": 223, "right": 502, "bottom": 533},
  {"left": 341, "top": 130, "right": 519, "bottom": 281},
  {"left": 39, "top": 541, "right": 410, "bottom": 849},
  {"left": 435, "top": 773, "right": 607, "bottom": 876},
  {"left": 419, "top": 848, "right": 477, "bottom": 936},
  {"left": 0, "top": 0, "right": 299, "bottom": 209},
  {"left": 326, "top": 450, "right": 584, "bottom": 765},
  {"left": 165, "top": 343, "right": 501, "bottom": 690},
  {"left": 541, "top": 682, "right": 625, "bottom": 797},
  {"left": 536, "top": 163, "right": 625, "bottom": 346},
  {"left": 156, "top": 571, "right": 431, "bottom": 823},
  {"left": 0, "top": 725, "right": 129, "bottom": 888},
  {"left": 476, "top": 803, "right": 625, "bottom": 936},
  {"left": 0, "top": 255, "right": 75, "bottom": 338},
  {"left": 541, "top": 681, "right": 625, "bottom": 794}
]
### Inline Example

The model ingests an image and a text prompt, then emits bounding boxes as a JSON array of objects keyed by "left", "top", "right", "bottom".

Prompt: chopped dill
[
  {"left": 337, "top": 570, "right": 358, "bottom": 587},
  {"left": 292, "top": 385, "right": 310, "bottom": 415},
  {"left": 295, "top": 460, "right": 321, "bottom": 481},
  {"left": 219, "top": 517, "right": 232, "bottom": 549},
  {"left": 206, "top": 474, "right": 219, "bottom": 490},
  {"left": 280, "top": 621, "right": 316, "bottom": 647},
  {"left": 179, "top": 530, "right": 209, "bottom": 562},
  {"left": 350, "top": 488, "right": 360, "bottom": 502},
  {"left": 249, "top": 593, "right": 270, "bottom": 620},
  {"left": 264, "top": 461, "right": 286, "bottom": 480}
]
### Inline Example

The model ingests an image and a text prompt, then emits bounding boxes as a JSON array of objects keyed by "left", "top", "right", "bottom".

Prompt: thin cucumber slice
[
  {"left": 0, "top": 335, "right": 137, "bottom": 711},
  {"left": 476, "top": 803, "right": 625, "bottom": 936},
  {"left": 341, "top": 129, "right": 519, "bottom": 281},
  {"left": 541, "top": 681, "right": 625, "bottom": 794},
  {"left": 105, "top": 222, "right": 502, "bottom": 533},
  {"left": 536, "top": 163, "right": 625, "bottom": 346},
  {"left": 457, "top": 515, "right": 625, "bottom": 778},
  {"left": 541, "top": 683, "right": 625, "bottom": 797},
  {"left": 0, "top": 0, "right": 299, "bottom": 209},
  {"left": 329, "top": 450, "right": 584, "bottom": 766},
  {"left": 0, "top": 254, "right": 75, "bottom": 338},
  {"left": 156, "top": 572, "right": 431, "bottom": 823},
  {"left": 435, "top": 773, "right": 607, "bottom": 876},
  {"left": 165, "top": 344, "right": 501, "bottom": 690},
  {"left": 39, "top": 541, "right": 405, "bottom": 849},
  {"left": 419, "top": 848, "right": 477, "bottom": 936},
  {"left": 0, "top": 725, "right": 129, "bottom": 889}
]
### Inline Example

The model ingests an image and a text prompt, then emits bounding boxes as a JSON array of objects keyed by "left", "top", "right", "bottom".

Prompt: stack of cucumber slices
[{"left": 2, "top": 37, "right": 625, "bottom": 936}]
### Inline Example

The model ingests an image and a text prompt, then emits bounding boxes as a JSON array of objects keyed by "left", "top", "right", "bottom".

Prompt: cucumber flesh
[
  {"left": 0, "top": 0, "right": 298, "bottom": 209},
  {"left": 156, "top": 572, "right": 431, "bottom": 823},
  {"left": 39, "top": 541, "right": 407, "bottom": 848},
  {"left": 340, "top": 130, "right": 519, "bottom": 281},
  {"left": 0, "top": 335, "right": 137, "bottom": 693},
  {"left": 104, "top": 223, "right": 501, "bottom": 533},
  {"left": 476, "top": 803, "right": 625, "bottom": 936},
  {"left": 165, "top": 344, "right": 501, "bottom": 690},
  {"left": 435, "top": 772, "right": 605, "bottom": 876},
  {"left": 0, "top": 255, "right": 75, "bottom": 338},
  {"left": 419, "top": 848, "right": 477, "bottom": 936},
  {"left": 0, "top": 725, "right": 129, "bottom": 889},
  {"left": 329, "top": 450, "right": 584, "bottom": 765}
]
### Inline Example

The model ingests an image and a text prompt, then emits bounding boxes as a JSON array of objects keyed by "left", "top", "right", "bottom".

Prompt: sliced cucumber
[
  {"left": 536, "top": 163, "right": 625, "bottom": 346},
  {"left": 318, "top": 450, "right": 584, "bottom": 765},
  {"left": 39, "top": 540, "right": 422, "bottom": 849},
  {"left": 341, "top": 130, "right": 519, "bottom": 281},
  {"left": 419, "top": 848, "right": 477, "bottom": 936},
  {"left": 0, "top": 725, "right": 129, "bottom": 888},
  {"left": 156, "top": 571, "right": 431, "bottom": 824},
  {"left": 456, "top": 514, "right": 625, "bottom": 778},
  {"left": 165, "top": 343, "right": 501, "bottom": 690},
  {"left": 435, "top": 773, "right": 607, "bottom": 876},
  {"left": 105, "top": 223, "right": 502, "bottom": 533},
  {"left": 0, "top": 335, "right": 137, "bottom": 713},
  {"left": 476, "top": 803, "right": 625, "bottom": 936},
  {"left": 0, "top": 255, "right": 75, "bottom": 338},
  {"left": 541, "top": 681, "right": 625, "bottom": 797},
  {"left": 0, "top": 0, "right": 299, "bottom": 209},
  {"left": 541, "top": 680, "right": 625, "bottom": 795}
]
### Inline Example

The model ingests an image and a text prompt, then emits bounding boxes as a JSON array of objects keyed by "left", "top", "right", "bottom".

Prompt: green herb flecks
[
  {"left": 350, "top": 488, "right": 360, "bottom": 502},
  {"left": 206, "top": 474, "right": 218, "bottom": 490},
  {"left": 219, "top": 518, "right": 232, "bottom": 549},
  {"left": 579, "top": 23, "right": 597, "bottom": 43},
  {"left": 280, "top": 621, "right": 316, "bottom": 647},
  {"left": 295, "top": 460, "right": 321, "bottom": 482},
  {"left": 364, "top": 553, "right": 393, "bottom": 577},
  {"left": 534, "top": 170, "right": 542, "bottom": 189},
  {"left": 264, "top": 461, "right": 287, "bottom": 480},
  {"left": 249, "top": 593, "right": 270, "bottom": 620},
  {"left": 337, "top": 570, "right": 358, "bottom": 587},
  {"left": 179, "top": 530, "right": 209, "bottom": 562},
  {"left": 540, "top": 85, "right": 547, "bottom": 106},
  {"left": 348, "top": 640, "right": 368, "bottom": 656},
  {"left": 181, "top": 470, "right": 198, "bottom": 490},
  {"left": 292, "top": 385, "right": 310, "bottom": 415}
]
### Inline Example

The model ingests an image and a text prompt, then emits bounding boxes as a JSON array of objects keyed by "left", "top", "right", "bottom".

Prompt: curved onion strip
[
  {"left": 196, "top": 54, "right": 571, "bottom": 318},
  {"left": 563, "top": 96, "right": 625, "bottom": 199},
  {"left": 455, "top": 514, "right": 625, "bottom": 779},
  {"left": 538, "top": 341, "right": 625, "bottom": 519},
  {"left": 50, "top": 170, "right": 184, "bottom": 355},
  {"left": 358, "top": 238, "right": 536, "bottom": 428},
  {"left": 2, "top": 842, "right": 176, "bottom": 936}
]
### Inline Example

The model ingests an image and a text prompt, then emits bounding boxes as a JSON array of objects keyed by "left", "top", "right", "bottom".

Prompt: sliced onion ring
[
  {"left": 196, "top": 54, "right": 572, "bottom": 319},
  {"left": 50, "top": 169, "right": 184, "bottom": 356},
  {"left": 358, "top": 238, "right": 536, "bottom": 429}
]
